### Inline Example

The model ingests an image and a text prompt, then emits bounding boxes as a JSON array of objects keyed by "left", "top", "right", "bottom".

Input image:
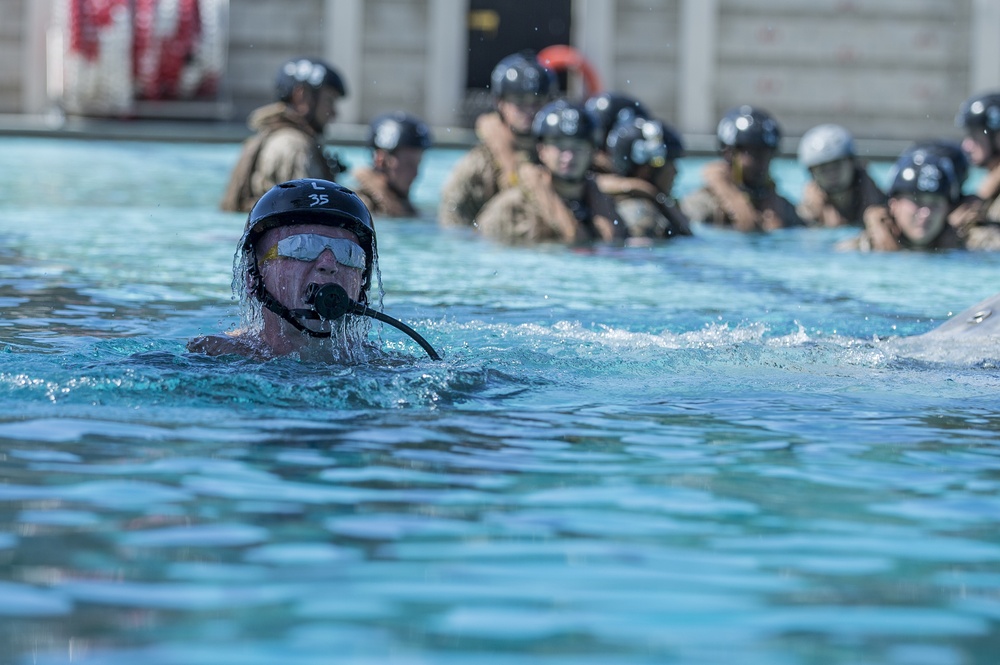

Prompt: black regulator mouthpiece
[{"left": 302, "top": 283, "right": 441, "bottom": 360}]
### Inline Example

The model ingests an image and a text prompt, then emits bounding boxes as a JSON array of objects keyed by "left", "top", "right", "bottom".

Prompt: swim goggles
[{"left": 259, "top": 234, "right": 367, "bottom": 270}]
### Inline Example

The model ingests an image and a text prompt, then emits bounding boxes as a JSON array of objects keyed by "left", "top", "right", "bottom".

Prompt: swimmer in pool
[
  {"left": 681, "top": 105, "right": 804, "bottom": 231},
  {"left": 951, "top": 91, "right": 1000, "bottom": 249},
  {"left": 838, "top": 147, "right": 966, "bottom": 252},
  {"left": 438, "top": 51, "right": 557, "bottom": 228},
  {"left": 596, "top": 114, "right": 691, "bottom": 242},
  {"left": 473, "top": 98, "right": 627, "bottom": 245},
  {"left": 796, "top": 123, "right": 886, "bottom": 227},
  {"left": 220, "top": 57, "right": 349, "bottom": 213},
  {"left": 350, "top": 111, "right": 432, "bottom": 218},
  {"left": 190, "top": 178, "right": 439, "bottom": 361}
]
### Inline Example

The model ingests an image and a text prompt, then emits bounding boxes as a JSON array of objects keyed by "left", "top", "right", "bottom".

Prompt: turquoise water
[{"left": 1, "top": 137, "right": 1000, "bottom": 664}]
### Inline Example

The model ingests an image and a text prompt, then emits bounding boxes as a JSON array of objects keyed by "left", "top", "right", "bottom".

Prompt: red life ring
[{"left": 538, "top": 45, "right": 602, "bottom": 97}]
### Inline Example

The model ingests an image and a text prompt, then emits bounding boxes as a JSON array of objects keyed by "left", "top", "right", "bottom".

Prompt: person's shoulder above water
[
  {"left": 220, "top": 57, "right": 348, "bottom": 214},
  {"left": 680, "top": 105, "right": 803, "bottom": 232},
  {"left": 351, "top": 110, "right": 432, "bottom": 218},
  {"left": 437, "top": 51, "right": 558, "bottom": 228},
  {"left": 838, "top": 147, "right": 966, "bottom": 252},
  {"left": 596, "top": 114, "right": 691, "bottom": 240},
  {"left": 796, "top": 123, "right": 886, "bottom": 227},
  {"left": 475, "top": 98, "right": 626, "bottom": 247}
]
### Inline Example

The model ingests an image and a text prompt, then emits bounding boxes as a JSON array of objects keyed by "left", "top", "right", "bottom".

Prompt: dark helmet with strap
[
  {"left": 490, "top": 51, "right": 557, "bottom": 100},
  {"left": 275, "top": 57, "right": 347, "bottom": 102},
  {"left": 955, "top": 91, "right": 1000, "bottom": 134},
  {"left": 531, "top": 99, "right": 601, "bottom": 146},
  {"left": 241, "top": 179, "right": 376, "bottom": 300},
  {"left": 606, "top": 116, "right": 684, "bottom": 177},
  {"left": 585, "top": 92, "right": 651, "bottom": 146},
  {"left": 717, "top": 105, "right": 781, "bottom": 152},
  {"left": 887, "top": 149, "right": 960, "bottom": 204},
  {"left": 900, "top": 139, "right": 969, "bottom": 202},
  {"left": 366, "top": 111, "right": 432, "bottom": 153}
]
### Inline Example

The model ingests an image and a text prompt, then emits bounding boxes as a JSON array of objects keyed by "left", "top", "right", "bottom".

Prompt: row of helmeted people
[{"left": 221, "top": 53, "right": 1000, "bottom": 253}]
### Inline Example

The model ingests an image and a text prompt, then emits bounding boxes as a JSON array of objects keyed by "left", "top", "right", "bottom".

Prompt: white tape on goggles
[{"left": 260, "top": 234, "right": 367, "bottom": 270}]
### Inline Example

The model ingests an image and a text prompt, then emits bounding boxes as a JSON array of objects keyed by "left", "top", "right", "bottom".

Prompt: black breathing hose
[{"left": 299, "top": 283, "right": 441, "bottom": 360}]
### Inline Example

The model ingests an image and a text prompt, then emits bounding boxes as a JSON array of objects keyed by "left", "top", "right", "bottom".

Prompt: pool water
[{"left": 1, "top": 137, "right": 999, "bottom": 664}]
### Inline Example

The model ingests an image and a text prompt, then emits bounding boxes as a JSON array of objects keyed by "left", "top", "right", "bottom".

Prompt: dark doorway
[{"left": 463, "top": 0, "right": 572, "bottom": 125}]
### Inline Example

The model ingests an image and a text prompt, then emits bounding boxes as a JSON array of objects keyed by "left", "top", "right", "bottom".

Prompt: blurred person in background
[
  {"left": 474, "top": 99, "right": 626, "bottom": 246},
  {"left": 681, "top": 105, "right": 803, "bottom": 231},
  {"left": 953, "top": 91, "right": 1000, "bottom": 240},
  {"left": 221, "top": 57, "right": 348, "bottom": 213},
  {"left": 796, "top": 123, "right": 885, "bottom": 227},
  {"left": 584, "top": 91, "right": 651, "bottom": 174},
  {"left": 438, "top": 51, "right": 557, "bottom": 228},
  {"left": 351, "top": 111, "right": 433, "bottom": 218},
  {"left": 596, "top": 115, "right": 691, "bottom": 242}
]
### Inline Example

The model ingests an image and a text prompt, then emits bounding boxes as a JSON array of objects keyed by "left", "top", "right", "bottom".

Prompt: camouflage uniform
[
  {"left": 437, "top": 112, "right": 533, "bottom": 228},
  {"left": 475, "top": 162, "right": 626, "bottom": 245},
  {"left": 681, "top": 160, "right": 804, "bottom": 231},
  {"left": 596, "top": 173, "right": 691, "bottom": 240},
  {"left": 350, "top": 166, "right": 419, "bottom": 218},
  {"left": 221, "top": 103, "right": 337, "bottom": 213}
]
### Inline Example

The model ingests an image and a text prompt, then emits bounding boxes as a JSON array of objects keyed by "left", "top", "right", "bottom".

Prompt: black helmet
[
  {"left": 585, "top": 92, "right": 651, "bottom": 145},
  {"left": 607, "top": 116, "right": 684, "bottom": 177},
  {"left": 717, "top": 105, "right": 781, "bottom": 151},
  {"left": 900, "top": 139, "right": 969, "bottom": 202},
  {"left": 887, "top": 150, "right": 959, "bottom": 204},
  {"left": 490, "top": 52, "right": 557, "bottom": 100},
  {"left": 275, "top": 57, "right": 347, "bottom": 102},
  {"left": 241, "top": 179, "right": 376, "bottom": 294},
  {"left": 367, "top": 111, "right": 432, "bottom": 153},
  {"left": 955, "top": 91, "right": 1000, "bottom": 133},
  {"left": 531, "top": 99, "right": 601, "bottom": 146}
]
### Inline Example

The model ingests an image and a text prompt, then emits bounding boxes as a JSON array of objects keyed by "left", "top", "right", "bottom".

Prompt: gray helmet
[
  {"left": 585, "top": 92, "right": 651, "bottom": 146},
  {"left": 275, "top": 57, "right": 347, "bottom": 101},
  {"left": 798, "top": 124, "right": 855, "bottom": 168},
  {"left": 955, "top": 91, "right": 1000, "bottom": 133},
  {"left": 367, "top": 111, "right": 432, "bottom": 153},
  {"left": 606, "top": 116, "right": 684, "bottom": 177},
  {"left": 717, "top": 105, "right": 781, "bottom": 151},
  {"left": 531, "top": 99, "right": 601, "bottom": 146},
  {"left": 490, "top": 52, "right": 557, "bottom": 100},
  {"left": 241, "top": 179, "right": 376, "bottom": 295},
  {"left": 887, "top": 150, "right": 959, "bottom": 205}
]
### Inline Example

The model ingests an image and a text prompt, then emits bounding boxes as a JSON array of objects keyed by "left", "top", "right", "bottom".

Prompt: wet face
[
  {"left": 256, "top": 223, "right": 364, "bottom": 325},
  {"left": 537, "top": 137, "right": 594, "bottom": 181},
  {"left": 498, "top": 93, "right": 548, "bottom": 135},
  {"left": 961, "top": 129, "right": 996, "bottom": 168},
  {"left": 809, "top": 157, "right": 855, "bottom": 193},
  {"left": 889, "top": 193, "right": 950, "bottom": 246},
  {"left": 380, "top": 146, "right": 425, "bottom": 197},
  {"left": 731, "top": 145, "right": 773, "bottom": 186}
]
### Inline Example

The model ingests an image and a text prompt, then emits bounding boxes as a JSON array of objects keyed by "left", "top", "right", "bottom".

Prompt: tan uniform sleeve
[{"left": 438, "top": 146, "right": 499, "bottom": 228}]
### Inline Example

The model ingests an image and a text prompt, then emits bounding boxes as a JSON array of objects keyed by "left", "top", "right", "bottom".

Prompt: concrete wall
[{"left": 2, "top": 0, "right": 999, "bottom": 149}]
